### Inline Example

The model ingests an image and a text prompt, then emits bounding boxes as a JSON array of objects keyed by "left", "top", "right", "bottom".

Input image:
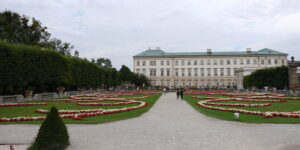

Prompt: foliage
[
  {"left": 0, "top": 10, "right": 50, "bottom": 45},
  {"left": 0, "top": 10, "right": 75, "bottom": 56},
  {"left": 95, "top": 58, "right": 112, "bottom": 68},
  {"left": 28, "top": 106, "right": 69, "bottom": 150},
  {"left": 243, "top": 66, "right": 289, "bottom": 89},
  {"left": 0, "top": 41, "right": 150, "bottom": 95},
  {"left": 119, "top": 65, "right": 150, "bottom": 86}
]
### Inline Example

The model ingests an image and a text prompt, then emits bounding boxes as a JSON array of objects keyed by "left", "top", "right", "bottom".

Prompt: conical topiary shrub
[{"left": 28, "top": 106, "right": 70, "bottom": 150}]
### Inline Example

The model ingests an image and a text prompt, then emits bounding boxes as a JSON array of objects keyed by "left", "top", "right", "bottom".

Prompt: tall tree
[
  {"left": 95, "top": 58, "right": 112, "bottom": 68},
  {"left": 0, "top": 10, "right": 75, "bottom": 56},
  {"left": 0, "top": 10, "right": 51, "bottom": 45}
]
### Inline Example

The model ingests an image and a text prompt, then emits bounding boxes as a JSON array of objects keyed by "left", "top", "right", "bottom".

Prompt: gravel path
[{"left": 1, "top": 93, "right": 300, "bottom": 150}]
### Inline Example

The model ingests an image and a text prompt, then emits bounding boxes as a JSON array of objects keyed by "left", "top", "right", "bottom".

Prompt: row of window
[
  {"left": 151, "top": 81, "right": 237, "bottom": 87},
  {"left": 137, "top": 68, "right": 238, "bottom": 77},
  {"left": 136, "top": 58, "right": 285, "bottom": 66}
]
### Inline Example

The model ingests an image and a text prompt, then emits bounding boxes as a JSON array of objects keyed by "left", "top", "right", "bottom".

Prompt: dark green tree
[
  {"left": 0, "top": 10, "right": 50, "bottom": 45},
  {"left": 0, "top": 10, "right": 75, "bottom": 56},
  {"left": 243, "top": 66, "right": 288, "bottom": 89},
  {"left": 28, "top": 106, "right": 70, "bottom": 150}
]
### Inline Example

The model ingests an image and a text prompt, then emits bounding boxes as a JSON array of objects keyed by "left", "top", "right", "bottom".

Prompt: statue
[{"left": 291, "top": 56, "right": 295, "bottom": 62}]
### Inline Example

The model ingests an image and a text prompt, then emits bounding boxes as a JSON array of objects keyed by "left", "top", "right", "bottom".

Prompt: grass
[
  {"left": 184, "top": 94, "right": 300, "bottom": 123},
  {"left": 0, "top": 94, "right": 161, "bottom": 124}
]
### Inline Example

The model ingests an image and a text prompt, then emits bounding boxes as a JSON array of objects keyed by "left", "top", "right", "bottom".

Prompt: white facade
[{"left": 133, "top": 48, "right": 288, "bottom": 89}]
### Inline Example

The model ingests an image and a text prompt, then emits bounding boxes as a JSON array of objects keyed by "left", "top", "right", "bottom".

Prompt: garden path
[{"left": 1, "top": 92, "right": 300, "bottom": 150}]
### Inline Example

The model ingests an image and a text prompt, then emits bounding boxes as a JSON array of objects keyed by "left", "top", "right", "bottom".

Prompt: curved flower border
[
  {"left": 192, "top": 94, "right": 300, "bottom": 119},
  {"left": 0, "top": 93, "right": 155, "bottom": 122}
]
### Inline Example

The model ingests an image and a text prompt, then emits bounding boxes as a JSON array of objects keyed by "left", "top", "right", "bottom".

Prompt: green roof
[{"left": 134, "top": 48, "right": 287, "bottom": 57}]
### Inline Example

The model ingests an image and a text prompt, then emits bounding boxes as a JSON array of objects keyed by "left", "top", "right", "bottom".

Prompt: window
[
  {"left": 247, "top": 59, "right": 250, "bottom": 65},
  {"left": 234, "top": 68, "right": 238, "bottom": 76},
  {"left": 240, "top": 59, "right": 244, "bottom": 65},
  {"left": 161, "top": 69, "right": 164, "bottom": 76},
  {"left": 143, "top": 61, "right": 146, "bottom": 66},
  {"left": 201, "top": 68, "right": 204, "bottom": 76},
  {"left": 188, "top": 60, "right": 191, "bottom": 65},
  {"left": 253, "top": 59, "right": 257, "bottom": 65},
  {"left": 137, "top": 61, "right": 140, "bottom": 66},
  {"left": 227, "top": 59, "right": 230, "bottom": 65},
  {"left": 227, "top": 68, "right": 231, "bottom": 76},
  {"left": 167, "top": 60, "right": 170, "bottom": 66},
  {"left": 188, "top": 68, "right": 191, "bottom": 76},
  {"left": 150, "top": 69, "right": 156, "bottom": 76},
  {"left": 207, "top": 68, "right": 211, "bottom": 76},
  {"left": 268, "top": 59, "right": 271, "bottom": 65},
  {"left": 207, "top": 60, "right": 211, "bottom": 65},
  {"left": 194, "top": 68, "right": 198, "bottom": 76},
  {"left": 175, "top": 68, "right": 179, "bottom": 76},
  {"left": 167, "top": 69, "right": 170, "bottom": 76},
  {"left": 261, "top": 59, "right": 264, "bottom": 64},
  {"left": 181, "top": 60, "right": 185, "bottom": 65},
  {"left": 220, "top": 68, "right": 224, "bottom": 76},
  {"left": 161, "top": 60, "right": 164, "bottom": 66},
  {"left": 220, "top": 60, "right": 224, "bottom": 65},
  {"left": 213, "top": 60, "right": 217, "bottom": 65},
  {"left": 200, "top": 60, "right": 204, "bottom": 65},
  {"left": 275, "top": 59, "right": 278, "bottom": 64},
  {"left": 181, "top": 68, "right": 185, "bottom": 76},
  {"left": 281, "top": 59, "right": 285, "bottom": 65},
  {"left": 194, "top": 60, "right": 197, "bottom": 65},
  {"left": 213, "top": 68, "right": 218, "bottom": 76},
  {"left": 233, "top": 59, "right": 237, "bottom": 65},
  {"left": 150, "top": 61, "right": 156, "bottom": 66},
  {"left": 175, "top": 60, "right": 178, "bottom": 65}
]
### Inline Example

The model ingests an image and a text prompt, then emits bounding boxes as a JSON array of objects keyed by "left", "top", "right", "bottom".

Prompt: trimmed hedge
[
  {"left": 28, "top": 106, "right": 69, "bottom": 150},
  {"left": 0, "top": 41, "right": 121, "bottom": 95},
  {"left": 243, "top": 66, "right": 289, "bottom": 89}
]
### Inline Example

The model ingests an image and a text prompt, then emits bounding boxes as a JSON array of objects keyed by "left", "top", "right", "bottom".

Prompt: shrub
[{"left": 28, "top": 106, "right": 70, "bottom": 150}]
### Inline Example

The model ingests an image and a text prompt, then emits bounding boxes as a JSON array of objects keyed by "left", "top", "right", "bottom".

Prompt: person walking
[
  {"left": 180, "top": 88, "right": 184, "bottom": 100},
  {"left": 176, "top": 89, "right": 180, "bottom": 99}
]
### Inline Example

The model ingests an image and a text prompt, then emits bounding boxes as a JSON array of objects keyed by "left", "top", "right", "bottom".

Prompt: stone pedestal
[
  {"left": 25, "top": 90, "right": 33, "bottom": 101},
  {"left": 235, "top": 68, "right": 244, "bottom": 90},
  {"left": 288, "top": 62, "right": 300, "bottom": 90},
  {"left": 58, "top": 91, "right": 64, "bottom": 97}
]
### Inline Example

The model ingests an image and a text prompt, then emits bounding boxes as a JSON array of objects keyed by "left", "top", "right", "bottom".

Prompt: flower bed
[
  {"left": 0, "top": 103, "right": 47, "bottom": 107},
  {"left": 0, "top": 93, "right": 151, "bottom": 122},
  {"left": 192, "top": 93, "right": 300, "bottom": 119}
]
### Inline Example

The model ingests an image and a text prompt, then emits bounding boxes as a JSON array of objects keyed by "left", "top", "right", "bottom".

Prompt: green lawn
[
  {"left": 184, "top": 94, "right": 300, "bottom": 123},
  {"left": 0, "top": 94, "right": 161, "bottom": 124}
]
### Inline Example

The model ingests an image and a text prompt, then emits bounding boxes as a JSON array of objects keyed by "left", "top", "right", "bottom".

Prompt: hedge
[
  {"left": 243, "top": 66, "right": 289, "bottom": 89},
  {"left": 0, "top": 41, "right": 122, "bottom": 95}
]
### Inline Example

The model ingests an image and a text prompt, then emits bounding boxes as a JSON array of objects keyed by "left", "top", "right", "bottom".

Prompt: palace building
[{"left": 133, "top": 47, "right": 288, "bottom": 89}]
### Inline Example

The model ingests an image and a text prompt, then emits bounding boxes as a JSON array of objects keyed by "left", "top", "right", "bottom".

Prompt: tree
[
  {"left": 28, "top": 106, "right": 70, "bottom": 150},
  {"left": 119, "top": 65, "right": 133, "bottom": 83},
  {"left": 95, "top": 58, "right": 112, "bottom": 68},
  {"left": 0, "top": 10, "right": 75, "bottom": 56},
  {"left": 74, "top": 50, "right": 79, "bottom": 57},
  {"left": 0, "top": 10, "right": 51, "bottom": 45},
  {"left": 45, "top": 38, "right": 73, "bottom": 56},
  {"left": 243, "top": 66, "right": 288, "bottom": 89}
]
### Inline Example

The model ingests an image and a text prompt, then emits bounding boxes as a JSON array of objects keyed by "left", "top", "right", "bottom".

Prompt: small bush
[{"left": 28, "top": 106, "right": 70, "bottom": 150}]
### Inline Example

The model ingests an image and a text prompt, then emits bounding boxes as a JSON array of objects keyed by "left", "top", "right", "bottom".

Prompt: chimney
[
  {"left": 207, "top": 49, "right": 212, "bottom": 54},
  {"left": 156, "top": 47, "right": 160, "bottom": 50},
  {"left": 246, "top": 48, "right": 251, "bottom": 53}
]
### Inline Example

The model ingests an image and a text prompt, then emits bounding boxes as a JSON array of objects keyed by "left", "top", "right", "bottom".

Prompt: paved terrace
[{"left": 1, "top": 93, "right": 300, "bottom": 150}]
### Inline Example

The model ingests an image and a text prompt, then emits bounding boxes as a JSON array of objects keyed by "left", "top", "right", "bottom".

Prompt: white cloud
[{"left": 1, "top": 0, "right": 300, "bottom": 69}]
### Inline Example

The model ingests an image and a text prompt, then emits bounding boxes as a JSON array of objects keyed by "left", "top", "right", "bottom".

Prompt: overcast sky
[{"left": 1, "top": 0, "right": 300, "bottom": 69}]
